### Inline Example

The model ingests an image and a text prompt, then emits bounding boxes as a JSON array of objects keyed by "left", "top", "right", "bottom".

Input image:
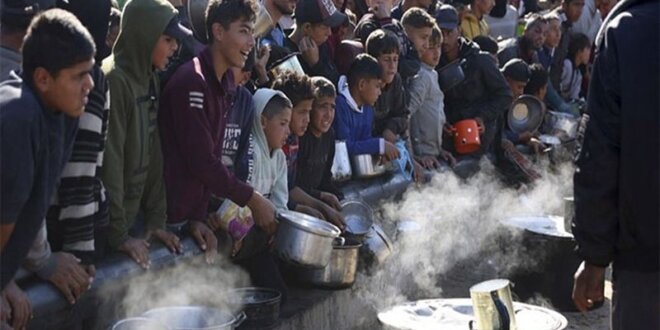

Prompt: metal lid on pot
[
  {"left": 277, "top": 210, "right": 341, "bottom": 237},
  {"left": 228, "top": 287, "right": 282, "bottom": 306},
  {"left": 377, "top": 298, "right": 567, "bottom": 330},
  {"left": 501, "top": 216, "right": 573, "bottom": 238}
]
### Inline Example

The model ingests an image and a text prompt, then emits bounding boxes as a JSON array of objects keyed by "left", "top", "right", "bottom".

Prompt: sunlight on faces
[
  {"left": 441, "top": 28, "right": 459, "bottom": 56},
  {"left": 421, "top": 43, "right": 441, "bottom": 67},
  {"left": 525, "top": 21, "right": 548, "bottom": 49},
  {"left": 262, "top": 108, "right": 292, "bottom": 150},
  {"left": 405, "top": 26, "right": 432, "bottom": 57},
  {"left": 213, "top": 19, "right": 256, "bottom": 69},
  {"left": 544, "top": 19, "right": 562, "bottom": 49},
  {"left": 152, "top": 35, "right": 178, "bottom": 70},
  {"left": 358, "top": 78, "right": 382, "bottom": 106},
  {"left": 377, "top": 52, "right": 399, "bottom": 85},
  {"left": 34, "top": 59, "right": 95, "bottom": 118},
  {"left": 310, "top": 96, "right": 336, "bottom": 136},
  {"left": 290, "top": 99, "right": 313, "bottom": 136}
]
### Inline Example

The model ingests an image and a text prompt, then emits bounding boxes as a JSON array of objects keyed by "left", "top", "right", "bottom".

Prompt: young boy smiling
[{"left": 159, "top": 0, "right": 278, "bottom": 263}]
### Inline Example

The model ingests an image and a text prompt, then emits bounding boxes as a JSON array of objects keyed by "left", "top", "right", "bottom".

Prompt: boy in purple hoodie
[{"left": 159, "top": 0, "right": 278, "bottom": 262}]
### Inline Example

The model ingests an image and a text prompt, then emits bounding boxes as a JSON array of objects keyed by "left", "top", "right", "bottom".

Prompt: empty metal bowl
[{"left": 508, "top": 95, "right": 546, "bottom": 134}]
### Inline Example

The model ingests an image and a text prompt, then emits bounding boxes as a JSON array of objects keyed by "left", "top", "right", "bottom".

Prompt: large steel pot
[
  {"left": 351, "top": 154, "right": 387, "bottom": 179},
  {"left": 297, "top": 240, "right": 361, "bottom": 288},
  {"left": 228, "top": 287, "right": 281, "bottom": 329},
  {"left": 359, "top": 224, "right": 394, "bottom": 271},
  {"left": 112, "top": 317, "right": 170, "bottom": 330},
  {"left": 274, "top": 210, "right": 341, "bottom": 268},
  {"left": 143, "top": 306, "right": 246, "bottom": 330}
]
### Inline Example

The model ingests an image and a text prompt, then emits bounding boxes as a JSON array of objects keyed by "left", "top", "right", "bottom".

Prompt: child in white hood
[{"left": 251, "top": 88, "right": 293, "bottom": 210}]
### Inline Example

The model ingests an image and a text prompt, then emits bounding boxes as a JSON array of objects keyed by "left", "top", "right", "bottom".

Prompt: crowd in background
[{"left": 0, "top": 0, "right": 637, "bottom": 328}]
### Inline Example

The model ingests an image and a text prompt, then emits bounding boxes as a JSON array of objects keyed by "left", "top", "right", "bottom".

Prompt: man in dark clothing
[
  {"left": 572, "top": 1, "right": 659, "bottom": 328},
  {"left": 496, "top": 14, "right": 547, "bottom": 67},
  {"left": 435, "top": 5, "right": 512, "bottom": 158},
  {"left": 0, "top": 6, "right": 95, "bottom": 299},
  {"left": 261, "top": 0, "right": 296, "bottom": 48}
]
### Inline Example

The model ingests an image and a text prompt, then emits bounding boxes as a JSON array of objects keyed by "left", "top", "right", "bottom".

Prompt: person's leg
[
  {"left": 611, "top": 268, "right": 660, "bottom": 330},
  {"left": 235, "top": 250, "right": 289, "bottom": 304}
]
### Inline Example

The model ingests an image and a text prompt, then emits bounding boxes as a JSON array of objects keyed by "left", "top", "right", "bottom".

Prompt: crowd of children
[{"left": 1, "top": 0, "right": 603, "bottom": 326}]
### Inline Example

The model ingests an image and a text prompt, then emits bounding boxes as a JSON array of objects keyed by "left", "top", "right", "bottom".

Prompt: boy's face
[
  {"left": 421, "top": 42, "right": 441, "bottom": 67},
  {"left": 506, "top": 78, "right": 527, "bottom": 99},
  {"left": 524, "top": 22, "right": 548, "bottom": 49},
  {"left": 537, "top": 85, "right": 548, "bottom": 100},
  {"left": 152, "top": 35, "right": 179, "bottom": 70},
  {"left": 376, "top": 52, "right": 399, "bottom": 85},
  {"left": 359, "top": 78, "right": 382, "bottom": 106},
  {"left": 290, "top": 99, "right": 313, "bottom": 136},
  {"left": 262, "top": 108, "right": 292, "bottom": 150},
  {"left": 36, "top": 59, "right": 95, "bottom": 118},
  {"left": 544, "top": 20, "right": 562, "bottom": 49},
  {"left": 215, "top": 18, "right": 256, "bottom": 70},
  {"left": 305, "top": 23, "right": 332, "bottom": 46},
  {"left": 405, "top": 26, "right": 432, "bottom": 57},
  {"left": 310, "top": 96, "right": 336, "bottom": 136},
  {"left": 578, "top": 46, "right": 591, "bottom": 65},
  {"left": 563, "top": 0, "right": 585, "bottom": 23}
]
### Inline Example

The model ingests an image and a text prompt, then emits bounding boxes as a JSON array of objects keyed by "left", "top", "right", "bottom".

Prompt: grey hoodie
[{"left": 250, "top": 89, "right": 289, "bottom": 210}]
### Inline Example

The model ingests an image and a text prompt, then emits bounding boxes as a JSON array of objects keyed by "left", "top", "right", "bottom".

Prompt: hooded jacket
[
  {"left": 460, "top": 10, "right": 490, "bottom": 41},
  {"left": 250, "top": 89, "right": 289, "bottom": 211},
  {"left": 101, "top": 0, "right": 175, "bottom": 248},
  {"left": 437, "top": 38, "right": 512, "bottom": 154}
]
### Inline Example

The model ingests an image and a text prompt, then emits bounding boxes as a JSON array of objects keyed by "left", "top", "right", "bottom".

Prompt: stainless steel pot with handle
[
  {"left": 274, "top": 210, "right": 341, "bottom": 268},
  {"left": 360, "top": 224, "right": 394, "bottom": 270},
  {"left": 351, "top": 154, "right": 387, "bottom": 179},
  {"left": 142, "top": 306, "right": 246, "bottom": 330},
  {"left": 297, "top": 240, "right": 361, "bottom": 288},
  {"left": 112, "top": 317, "right": 170, "bottom": 330}
]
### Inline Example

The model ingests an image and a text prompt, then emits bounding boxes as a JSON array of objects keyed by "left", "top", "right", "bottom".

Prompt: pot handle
[
  {"left": 334, "top": 237, "right": 346, "bottom": 246},
  {"left": 233, "top": 311, "right": 247, "bottom": 327},
  {"left": 491, "top": 291, "right": 510, "bottom": 330}
]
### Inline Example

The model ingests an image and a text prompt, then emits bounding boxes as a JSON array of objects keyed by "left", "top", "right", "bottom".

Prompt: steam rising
[
  {"left": 114, "top": 254, "right": 249, "bottom": 320},
  {"left": 354, "top": 160, "right": 575, "bottom": 311}
]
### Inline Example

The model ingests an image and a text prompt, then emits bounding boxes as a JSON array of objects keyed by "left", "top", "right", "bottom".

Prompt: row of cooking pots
[{"left": 275, "top": 199, "right": 393, "bottom": 288}]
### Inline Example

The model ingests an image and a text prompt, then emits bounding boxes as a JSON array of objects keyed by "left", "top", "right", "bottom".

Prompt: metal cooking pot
[
  {"left": 340, "top": 199, "right": 374, "bottom": 242},
  {"left": 359, "top": 224, "right": 393, "bottom": 270},
  {"left": 351, "top": 154, "right": 387, "bottom": 179},
  {"left": 269, "top": 53, "right": 305, "bottom": 77},
  {"left": 508, "top": 95, "right": 546, "bottom": 134},
  {"left": 438, "top": 59, "right": 466, "bottom": 92},
  {"left": 297, "top": 240, "right": 361, "bottom": 288},
  {"left": 112, "top": 317, "right": 170, "bottom": 330},
  {"left": 142, "top": 306, "right": 246, "bottom": 330},
  {"left": 228, "top": 287, "right": 281, "bottom": 329},
  {"left": 274, "top": 210, "right": 341, "bottom": 268}
]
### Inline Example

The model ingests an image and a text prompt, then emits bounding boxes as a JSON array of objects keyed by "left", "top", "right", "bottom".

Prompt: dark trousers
[
  {"left": 234, "top": 250, "right": 289, "bottom": 304},
  {"left": 611, "top": 268, "right": 660, "bottom": 330}
]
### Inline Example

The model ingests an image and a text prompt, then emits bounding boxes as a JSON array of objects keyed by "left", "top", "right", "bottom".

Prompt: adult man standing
[
  {"left": 496, "top": 14, "right": 547, "bottom": 67},
  {"left": 261, "top": 0, "right": 296, "bottom": 47},
  {"left": 435, "top": 4, "right": 512, "bottom": 160},
  {"left": 572, "top": 0, "right": 659, "bottom": 329}
]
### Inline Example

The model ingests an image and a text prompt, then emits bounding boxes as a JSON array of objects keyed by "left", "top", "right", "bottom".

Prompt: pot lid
[
  {"left": 277, "top": 210, "right": 341, "bottom": 237},
  {"left": 508, "top": 95, "right": 545, "bottom": 134},
  {"left": 143, "top": 306, "right": 238, "bottom": 330},
  {"left": 377, "top": 298, "right": 567, "bottom": 330},
  {"left": 228, "top": 287, "right": 281, "bottom": 306},
  {"left": 501, "top": 216, "right": 573, "bottom": 238}
]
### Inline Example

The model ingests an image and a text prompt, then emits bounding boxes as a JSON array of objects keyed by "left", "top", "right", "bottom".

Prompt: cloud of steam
[
  {"left": 110, "top": 254, "right": 250, "bottom": 321},
  {"left": 354, "top": 160, "right": 575, "bottom": 312}
]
